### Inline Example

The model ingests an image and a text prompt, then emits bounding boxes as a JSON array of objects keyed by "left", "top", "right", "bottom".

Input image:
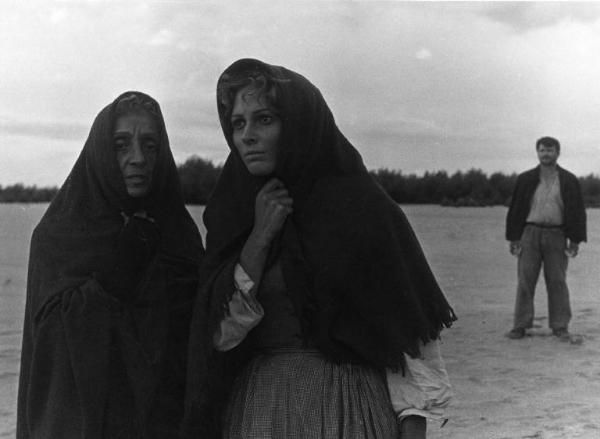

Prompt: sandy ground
[
  {"left": 417, "top": 206, "right": 600, "bottom": 439},
  {"left": 1, "top": 204, "right": 599, "bottom": 438},
  {"left": 428, "top": 307, "right": 600, "bottom": 439}
]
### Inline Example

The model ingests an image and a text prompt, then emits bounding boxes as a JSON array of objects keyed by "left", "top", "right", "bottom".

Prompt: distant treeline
[
  {"left": 0, "top": 184, "right": 59, "bottom": 203},
  {"left": 176, "top": 156, "right": 600, "bottom": 208},
  {"left": 2, "top": 155, "right": 599, "bottom": 207},
  {"left": 371, "top": 169, "right": 600, "bottom": 207}
]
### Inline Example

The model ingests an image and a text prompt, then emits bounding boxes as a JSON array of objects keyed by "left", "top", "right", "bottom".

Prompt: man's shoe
[
  {"left": 506, "top": 328, "right": 525, "bottom": 339},
  {"left": 552, "top": 328, "right": 570, "bottom": 341}
]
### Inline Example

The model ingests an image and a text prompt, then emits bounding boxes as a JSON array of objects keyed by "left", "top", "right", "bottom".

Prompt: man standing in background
[{"left": 505, "top": 136, "right": 586, "bottom": 340}]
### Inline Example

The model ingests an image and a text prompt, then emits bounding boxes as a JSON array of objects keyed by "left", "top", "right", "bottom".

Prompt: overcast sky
[{"left": 2, "top": 1, "right": 600, "bottom": 186}]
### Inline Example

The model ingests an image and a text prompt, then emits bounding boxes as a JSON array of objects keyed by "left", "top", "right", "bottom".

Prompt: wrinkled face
[
  {"left": 231, "top": 86, "right": 281, "bottom": 177},
  {"left": 113, "top": 111, "right": 159, "bottom": 197},
  {"left": 536, "top": 143, "right": 559, "bottom": 166}
]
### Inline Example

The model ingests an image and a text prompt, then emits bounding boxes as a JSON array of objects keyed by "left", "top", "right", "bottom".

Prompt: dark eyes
[
  {"left": 231, "top": 119, "right": 245, "bottom": 130},
  {"left": 231, "top": 114, "right": 276, "bottom": 131},
  {"left": 113, "top": 138, "right": 158, "bottom": 151},
  {"left": 114, "top": 138, "right": 128, "bottom": 151}
]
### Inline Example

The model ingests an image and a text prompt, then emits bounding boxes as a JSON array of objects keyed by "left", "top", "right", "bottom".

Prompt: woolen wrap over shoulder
[{"left": 17, "top": 91, "right": 203, "bottom": 439}]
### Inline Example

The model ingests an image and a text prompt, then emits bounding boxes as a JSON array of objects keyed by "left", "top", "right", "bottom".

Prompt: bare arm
[
  {"left": 213, "top": 178, "right": 293, "bottom": 351},
  {"left": 238, "top": 178, "right": 293, "bottom": 287}
]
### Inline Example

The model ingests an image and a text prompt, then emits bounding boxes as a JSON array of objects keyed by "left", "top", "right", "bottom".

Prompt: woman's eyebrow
[
  {"left": 140, "top": 132, "right": 159, "bottom": 140},
  {"left": 252, "top": 108, "right": 273, "bottom": 114},
  {"left": 113, "top": 130, "right": 158, "bottom": 137},
  {"left": 231, "top": 107, "right": 273, "bottom": 118},
  {"left": 113, "top": 131, "right": 132, "bottom": 138}
]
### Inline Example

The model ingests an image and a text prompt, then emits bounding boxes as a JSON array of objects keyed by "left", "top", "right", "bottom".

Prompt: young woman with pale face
[
  {"left": 229, "top": 86, "right": 294, "bottom": 285},
  {"left": 183, "top": 60, "right": 455, "bottom": 439},
  {"left": 230, "top": 86, "right": 280, "bottom": 177}
]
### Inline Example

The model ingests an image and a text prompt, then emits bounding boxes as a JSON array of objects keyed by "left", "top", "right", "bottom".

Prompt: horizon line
[{"left": 1, "top": 167, "right": 599, "bottom": 189}]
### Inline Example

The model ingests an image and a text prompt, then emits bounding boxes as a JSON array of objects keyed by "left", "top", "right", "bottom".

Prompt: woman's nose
[
  {"left": 241, "top": 123, "right": 257, "bottom": 145},
  {"left": 129, "top": 141, "right": 147, "bottom": 164}
]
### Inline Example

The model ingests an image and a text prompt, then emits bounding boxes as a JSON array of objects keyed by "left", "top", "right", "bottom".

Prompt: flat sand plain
[{"left": 1, "top": 204, "right": 598, "bottom": 438}]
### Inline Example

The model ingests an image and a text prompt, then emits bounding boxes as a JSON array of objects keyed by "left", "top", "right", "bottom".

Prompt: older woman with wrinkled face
[
  {"left": 17, "top": 92, "right": 203, "bottom": 439},
  {"left": 183, "top": 60, "right": 456, "bottom": 439},
  {"left": 114, "top": 107, "right": 159, "bottom": 197}
]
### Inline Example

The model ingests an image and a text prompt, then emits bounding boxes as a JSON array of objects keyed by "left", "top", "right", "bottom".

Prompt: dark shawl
[
  {"left": 182, "top": 59, "right": 456, "bottom": 437},
  {"left": 17, "top": 91, "right": 203, "bottom": 439}
]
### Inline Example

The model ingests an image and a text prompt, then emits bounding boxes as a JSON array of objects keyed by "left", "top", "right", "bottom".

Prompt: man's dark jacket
[{"left": 505, "top": 165, "right": 587, "bottom": 243}]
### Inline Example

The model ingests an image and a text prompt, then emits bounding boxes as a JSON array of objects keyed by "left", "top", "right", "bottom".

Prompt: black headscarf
[
  {"left": 30, "top": 91, "right": 201, "bottom": 305},
  {"left": 182, "top": 59, "right": 456, "bottom": 437},
  {"left": 17, "top": 91, "right": 203, "bottom": 439}
]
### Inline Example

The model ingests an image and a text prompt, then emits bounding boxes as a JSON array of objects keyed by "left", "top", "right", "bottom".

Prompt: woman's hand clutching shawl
[
  {"left": 98, "top": 213, "right": 160, "bottom": 301},
  {"left": 239, "top": 178, "right": 293, "bottom": 286},
  {"left": 251, "top": 178, "right": 293, "bottom": 246}
]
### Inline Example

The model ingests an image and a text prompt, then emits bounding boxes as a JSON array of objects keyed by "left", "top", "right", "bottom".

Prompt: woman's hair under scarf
[
  {"left": 19, "top": 91, "right": 203, "bottom": 438},
  {"left": 182, "top": 59, "right": 456, "bottom": 437}
]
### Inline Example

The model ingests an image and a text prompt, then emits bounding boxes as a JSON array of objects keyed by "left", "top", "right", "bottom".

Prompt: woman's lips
[
  {"left": 125, "top": 175, "right": 148, "bottom": 184},
  {"left": 244, "top": 151, "right": 265, "bottom": 160}
]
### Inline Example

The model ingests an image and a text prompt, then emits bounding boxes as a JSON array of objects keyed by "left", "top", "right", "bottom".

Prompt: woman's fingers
[
  {"left": 260, "top": 178, "right": 284, "bottom": 193},
  {"left": 266, "top": 198, "right": 293, "bottom": 215},
  {"left": 273, "top": 202, "right": 293, "bottom": 215},
  {"left": 267, "top": 188, "right": 290, "bottom": 199},
  {"left": 276, "top": 197, "right": 293, "bottom": 207},
  {"left": 259, "top": 180, "right": 293, "bottom": 208},
  {"left": 252, "top": 178, "right": 293, "bottom": 244},
  {"left": 266, "top": 199, "right": 293, "bottom": 218}
]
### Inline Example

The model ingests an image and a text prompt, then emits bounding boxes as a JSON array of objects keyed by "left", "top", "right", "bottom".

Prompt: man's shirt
[
  {"left": 505, "top": 165, "right": 587, "bottom": 243},
  {"left": 526, "top": 172, "right": 564, "bottom": 225}
]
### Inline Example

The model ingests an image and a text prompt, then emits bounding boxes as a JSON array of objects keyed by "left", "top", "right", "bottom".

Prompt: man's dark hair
[{"left": 536, "top": 136, "right": 560, "bottom": 152}]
